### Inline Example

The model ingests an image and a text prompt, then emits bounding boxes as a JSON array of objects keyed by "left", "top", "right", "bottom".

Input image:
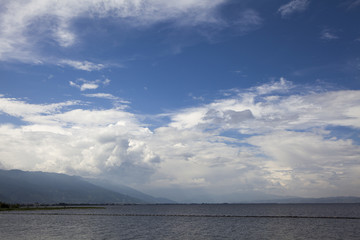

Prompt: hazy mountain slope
[
  {"left": 257, "top": 196, "right": 360, "bottom": 204},
  {"left": 86, "top": 178, "right": 176, "bottom": 203},
  {"left": 0, "top": 169, "right": 143, "bottom": 204}
]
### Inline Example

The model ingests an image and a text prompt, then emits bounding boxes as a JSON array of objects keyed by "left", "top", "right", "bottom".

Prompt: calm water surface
[{"left": 1, "top": 204, "right": 359, "bottom": 239}]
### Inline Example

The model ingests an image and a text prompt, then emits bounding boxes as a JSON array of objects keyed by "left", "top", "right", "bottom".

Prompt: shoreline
[{"left": 0, "top": 206, "right": 105, "bottom": 211}]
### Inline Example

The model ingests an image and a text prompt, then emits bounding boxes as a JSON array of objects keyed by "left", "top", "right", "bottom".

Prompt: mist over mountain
[
  {"left": 0, "top": 169, "right": 144, "bottom": 204},
  {"left": 1, "top": 169, "right": 359, "bottom": 204},
  {"left": 86, "top": 178, "right": 176, "bottom": 204},
  {"left": 256, "top": 196, "right": 360, "bottom": 204},
  {"left": 145, "top": 187, "right": 293, "bottom": 203}
]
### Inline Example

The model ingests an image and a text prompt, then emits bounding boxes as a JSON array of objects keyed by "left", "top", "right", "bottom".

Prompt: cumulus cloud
[
  {"left": 158, "top": 79, "right": 360, "bottom": 199},
  {"left": 0, "top": 96, "right": 158, "bottom": 183},
  {"left": 0, "top": 0, "right": 228, "bottom": 64},
  {"left": 1, "top": 79, "right": 360, "bottom": 200},
  {"left": 278, "top": 0, "right": 310, "bottom": 18},
  {"left": 168, "top": 78, "right": 360, "bottom": 135}
]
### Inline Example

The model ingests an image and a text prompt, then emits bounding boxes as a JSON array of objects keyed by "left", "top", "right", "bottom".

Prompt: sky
[{"left": 0, "top": 0, "right": 360, "bottom": 202}]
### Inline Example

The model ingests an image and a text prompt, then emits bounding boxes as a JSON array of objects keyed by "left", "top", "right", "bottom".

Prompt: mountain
[
  {"left": 86, "top": 178, "right": 176, "bottom": 204},
  {"left": 145, "top": 188, "right": 291, "bottom": 203},
  {"left": 0, "top": 169, "right": 143, "bottom": 204},
  {"left": 141, "top": 187, "right": 360, "bottom": 204},
  {"left": 257, "top": 196, "right": 360, "bottom": 204},
  {"left": 2, "top": 169, "right": 357, "bottom": 204}
]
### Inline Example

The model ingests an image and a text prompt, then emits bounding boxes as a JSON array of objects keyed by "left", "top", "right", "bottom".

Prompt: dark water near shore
[{"left": 1, "top": 204, "right": 359, "bottom": 239}]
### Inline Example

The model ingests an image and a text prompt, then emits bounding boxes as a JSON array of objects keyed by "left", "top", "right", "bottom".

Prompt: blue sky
[{"left": 0, "top": 0, "right": 360, "bottom": 202}]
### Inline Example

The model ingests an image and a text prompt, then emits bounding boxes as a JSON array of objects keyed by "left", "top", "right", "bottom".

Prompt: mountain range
[
  {"left": 0, "top": 169, "right": 149, "bottom": 204},
  {"left": 1, "top": 169, "right": 359, "bottom": 204}
]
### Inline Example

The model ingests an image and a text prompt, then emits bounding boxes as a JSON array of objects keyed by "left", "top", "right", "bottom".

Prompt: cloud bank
[{"left": 0, "top": 79, "right": 359, "bottom": 201}]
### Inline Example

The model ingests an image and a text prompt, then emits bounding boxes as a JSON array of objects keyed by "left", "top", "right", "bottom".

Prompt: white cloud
[
  {"left": 0, "top": 0, "right": 228, "bottom": 64},
  {"left": 348, "top": 0, "right": 360, "bottom": 9},
  {"left": 157, "top": 79, "right": 360, "bottom": 199},
  {"left": 189, "top": 93, "right": 205, "bottom": 101},
  {"left": 168, "top": 79, "right": 360, "bottom": 134},
  {"left": 83, "top": 93, "right": 131, "bottom": 108},
  {"left": 247, "top": 131, "right": 360, "bottom": 197},
  {"left": 255, "top": 77, "right": 293, "bottom": 95},
  {"left": 0, "top": 96, "right": 157, "bottom": 182},
  {"left": 59, "top": 60, "right": 105, "bottom": 71},
  {"left": 232, "top": 9, "right": 262, "bottom": 33},
  {"left": 1, "top": 80, "right": 360, "bottom": 201},
  {"left": 54, "top": 23, "right": 76, "bottom": 48},
  {"left": 278, "top": 0, "right": 310, "bottom": 18},
  {"left": 81, "top": 83, "right": 99, "bottom": 91},
  {"left": 321, "top": 29, "right": 339, "bottom": 40},
  {"left": 0, "top": 120, "right": 157, "bottom": 180},
  {"left": 69, "top": 78, "right": 111, "bottom": 91},
  {"left": 84, "top": 93, "right": 119, "bottom": 101},
  {"left": 0, "top": 97, "right": 78, "bottom": 119},
  {"left": 103, "top": 79, "right": 111, "bottom": 86},
  {"left": 69, "top": 81, "right": 78, "bottom": 88}
]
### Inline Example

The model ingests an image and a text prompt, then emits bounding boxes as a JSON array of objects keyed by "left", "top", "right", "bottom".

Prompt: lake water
[{"left": 1, "top": 204, "right": 359, "bottom": 239}]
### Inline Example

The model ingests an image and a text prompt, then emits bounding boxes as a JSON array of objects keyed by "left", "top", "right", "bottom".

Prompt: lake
[{"left": 1, "top": 204, "right": 359, "bottom": 239}]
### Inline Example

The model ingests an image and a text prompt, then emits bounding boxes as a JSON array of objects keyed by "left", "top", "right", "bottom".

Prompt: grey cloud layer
[{"left": 0, "top": 80, "right": 359, "bottom": 200}]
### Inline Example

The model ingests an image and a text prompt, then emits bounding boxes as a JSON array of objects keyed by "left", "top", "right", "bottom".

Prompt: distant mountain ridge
[
  {"left": 86, "top": 178, "right": 176, "bottom": 204},
  {"left": 1, "top": 169, "right": 359, "bottom": 204},
  {"left": 0, "top": 169, "right": 143, "bottom": 204},
  {"left": 256, "top": 196, "right": 360, "bottom": 204}
]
